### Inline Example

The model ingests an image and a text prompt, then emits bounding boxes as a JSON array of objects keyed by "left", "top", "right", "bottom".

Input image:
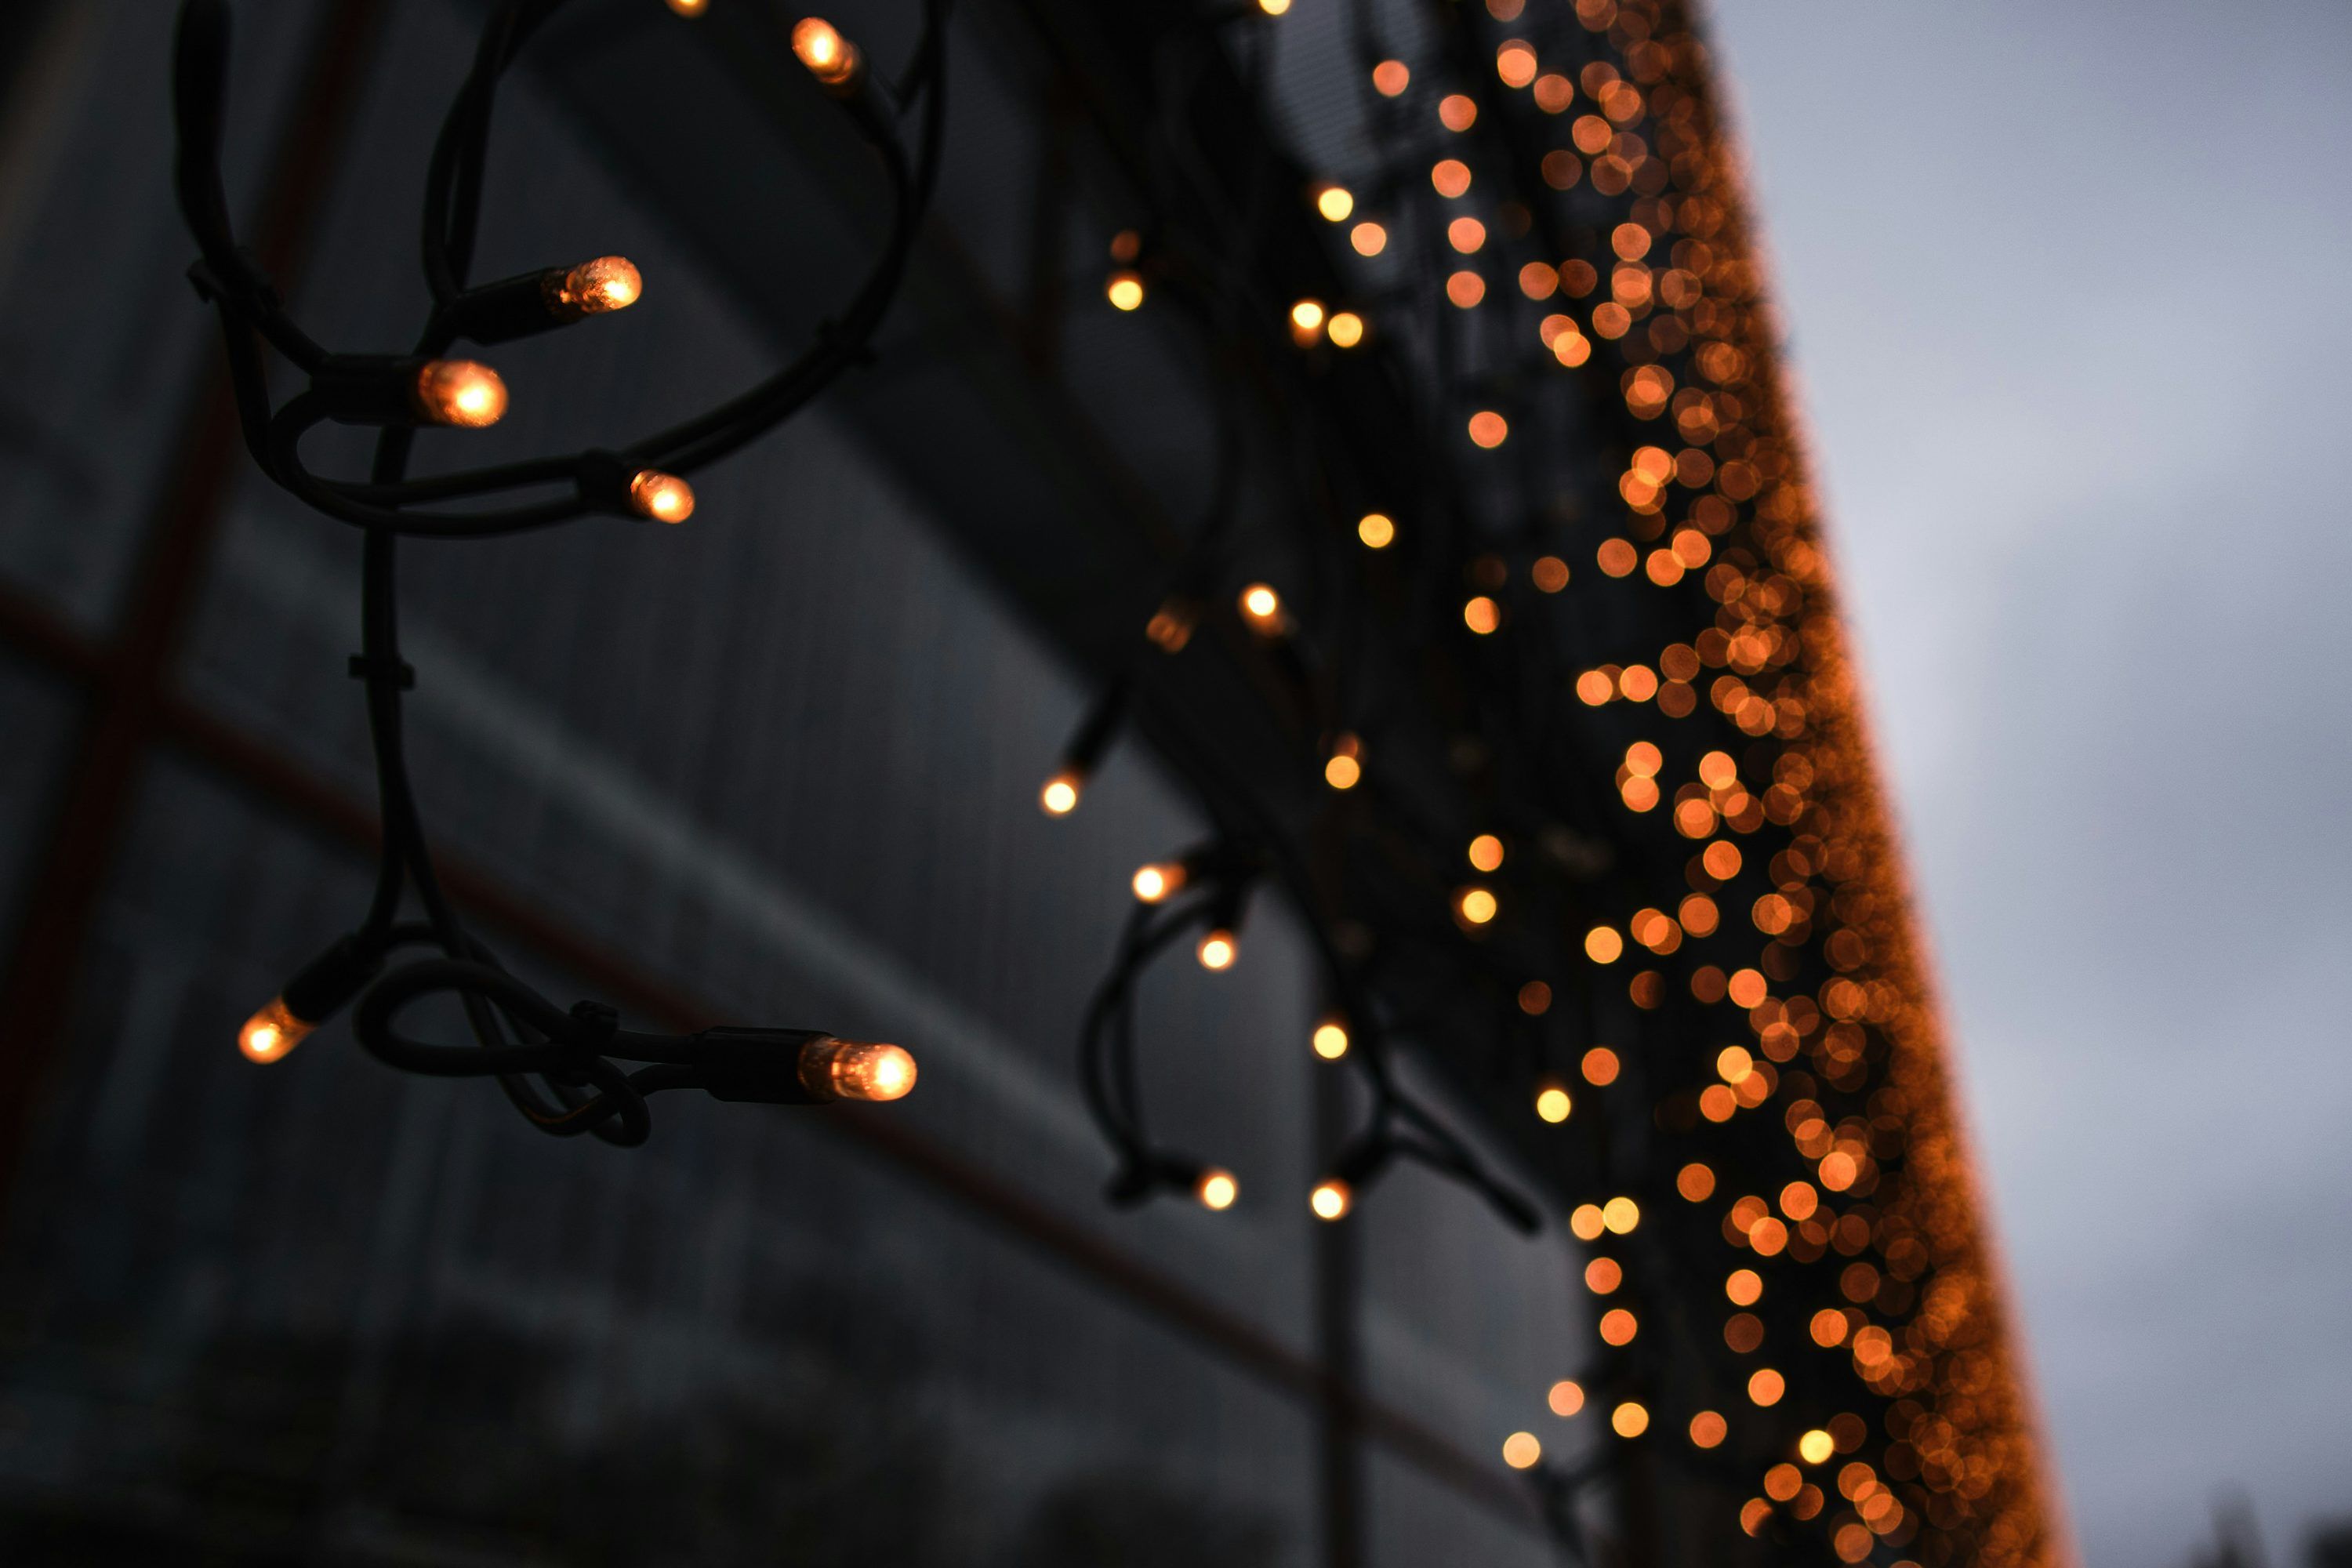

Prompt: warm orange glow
[
  {"left": 1798, "top": 1428, "right": 1836, "bottom": 1465},
  {"left": 412, "top": 360, "right": 507, "bottom": 427},
  {"left": 1584, "top": 1257, "right": 1621, "bottom": 1294},
  {"left": 1811, "top": 1308, "right": 1850, "bottom": 1348},
  {"left": 790, "top": 17, "right": 862, "bottom": 90},
  {"left": 1569, "top": 1203, "right": 1605, "bottom": 1241},
  {"left": 1240, "top": 583, "right": 1283, "bottom": 630},
  {"left": 1324, "top": 749, "right": 1362, "bottom": 790},
  {"left": 1106, "top": 270, "right": 1145, "bottom": 310},
  {"left": 1717, "top": 1045, "right": 1753, "bottom": 1083},
  {"left": 1584, "top": 925, "right": 1622, "bottom": 964},
  {"left": 1548, "top": 1379, "right": 1585, "bottom": 1417},
  {"left": 1467, "top": 411, "right": 1508, "bottom": 448},
  {"left": 1445, "top": 270, "right": 1486, "bottom": 310},
  {"left": 1702, "top": 840, "right": 1743, "bottom": 880},
  {"left": 1257, "top": 0, "right": 1290, "bottom": 13},
  {"left": 801, "top": 1037, "right": 917, "bottom": 1102},
  {"left": 1598, "top": 1310, "right": 1638, "bottom": 1348},
  {"left": 1495, "top": 40, "right": 1538, "bottom": 87},
  {"left": 1534, "top": 73, "right": 1573, "bottom": 113},
  {"left": 1311, "top": 1179, "right": 1352, "bottom": 1220},
  {"left": 554, "top": 256, "right": 641, "bottom": 316},
  {"left": 1314, "top": 184, "right": 1354, "bottom": 222},
  {"left": 1765, "top": 1462, "right": 1802, "bottom": 1502},
  {"left": 1439, "top": 93, "right": 1478, "bottom": 132},
  {"left": 1741, "top": 1498, "right": 1772, "bottom": 1537},
  {"left": 1677, "top": 1162, "right": 1715, "bottom": 1201},
  {"left": 1131, "top": 862, "right": 1185, "bottom": 902},
  {"left": 1726, "top": 1268, "right": 1762, "bottom": 1306},
  {"left": 1690, "top": 1410, "right": 1727, "bottom": 1449},
  {"left": 1326, "top": 311, "right": 1364, "bottom": 348},
  {"left": 1466, "top": 834, "right": 1504, "bottom": 873},
  {"left": 1602, "top": 1196, "right": 1639, "bottom": 1234},
  {"left": 666, "top": 0, "right": 709, "bottom": 14},
  {"left": 1610, "top": 1402, "right": 1650, "bottom": 1439},
  {"left": 1372, "top": 59, "right": 1410, "bottom": 96},
  {"left": 1532, "top": 555, "right": 1570, "bottom": 593},
  {"left": 1313, "top": 1019, "right": 1350, "bottom": 1061},
  {"left": 1349, "top": 221, "right": 1388, "bottom": 256},
  {"left": 1196, "top": 1168, "right": 1239, "bottom": 1210},
  {"left": 1581, "top": 1047, "right": 1619, "bottom": 1085},
  {"left": 1535, "top": 1083, "right": 1572, "bottom": 1123},
  {"left": 238, "top": 996, "right": 314, "bottom": 1063},
  {"left": 1780, "top": 1181, "right": 1819, "bottom": 1221},
  {"left": 1462, "top": 596, "right": 1501, "bottom": 635},
  {"left": 1501, "top": 1431, "right": 1541, "bottom": 1469},
  {"left": 1447, "top": 216, "right": 1487, "bottom": 254},
  {"left": 1455, "top": 885, "right": 1498, "bottom": 925},
  {"left": 1727, "top": 967, "right": 1769, "bottom": 1008},
  {"left": 1430, "top": 158, "right": 1472, "bottom": 198},
  {"left": 1576, "top": 670, "right": 1614, "bottom": 706},
  {"left": 1040, "top": 771, "right": 1081, "bottom": 815},
  {"left": 1518, "top": 980, "right": 1552, "bottom": 1014},
  {"left": 628, "top": 470, "right": 695, "bottom": 524},
  {"left": 1356, "top": 512, "right": 1395, "bottom": 549},
  {"left": 1748, "top": 1367, "right": 1785, "bottom": 1406},
  {"left": 1289, "top": 298, "right": 1326, "bottom": 342},
  {"left": 1595, "top": 539, "right": 1637, "bottom": 577},
  {"left": 1196, "top": 930, "right": 1237, "bottom": 971}
]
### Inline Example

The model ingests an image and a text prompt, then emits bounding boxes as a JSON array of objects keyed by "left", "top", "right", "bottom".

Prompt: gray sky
[{"left": 1706, "top": 2, "right": 2352, "bottom": 1564}]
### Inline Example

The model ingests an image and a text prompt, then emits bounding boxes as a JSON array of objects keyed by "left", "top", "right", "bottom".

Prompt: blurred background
[{"left": 1710, "top": 2, "right": 2352, "bottom": 1565}]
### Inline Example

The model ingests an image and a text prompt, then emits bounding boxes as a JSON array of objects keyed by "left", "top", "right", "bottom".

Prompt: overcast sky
[{"left": 1704, "top": 3, "right": 2352, "bottom": 1564}]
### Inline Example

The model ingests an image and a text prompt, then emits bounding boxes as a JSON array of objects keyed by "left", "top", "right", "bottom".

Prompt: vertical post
[
  {"left": 1314, "top": 1045, "right": 1364, "bottom": 1568},
  {"left": 0, "top": 1, "right": 387, "bottom": 1209}
]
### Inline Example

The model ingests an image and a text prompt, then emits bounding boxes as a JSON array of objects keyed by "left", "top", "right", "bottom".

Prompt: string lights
[{"left": 176, "top": 0, "right": 951, "bottom": 1142}]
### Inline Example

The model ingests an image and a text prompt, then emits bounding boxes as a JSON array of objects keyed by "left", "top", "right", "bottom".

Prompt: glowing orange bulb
[
  {"left": 1467, "top": 411, "right": 1508, "bottom": 448},
  {"left": 1798, "top": 1428, "right": 1836, "bottom": 1465},
  {"left": 1312, "top": 1019, "right": 1350, "bottom": 1060},
  {"left": 554, "top": 256, "right": 641, "bottom": 315},
  {"left": 1690, "top": 1410, "right": 1728, "bottom": 1449},
  {"left": 666, "top": 0, "right": 709, "bottom": 13},
  {"left": 1501, "top": 1431, "right": 1541, "bottom": 1469},
  {"left": 628, "top": 470, "right": 695, "bottom": 524},
  {"left": 412, "top": 360, "right": 507, "bottom": 428},
  {"left": 238, "top": 996, "right": 314, "bottom": 1063},
  {"left": 1310, "top": 1178, "right": 1351, "bottom": 1220},
  {"left": 1106, "top": 270, "right": 1145, "bottom": 310},
  {"left": 1350, "top": 221, "right": 1388, "bottom": 256},
  {"left": 1748, "top": 1368, "right": 1786, "bottom": 1406},
  {"left": 1240, "top": 583, "right": 1283, "bottom": 630},
  {"left": 1327, "top": 311, "right": 1365, "bottom": 348},
  {"left": 1357, "top": 513, "right": 1395, "bottom": 549},
  {"left": 1611, "top": 1402, "right": 1650, "bottom": 1439},
  {"left": 1372, "top": 60, "right": 1410, "bottom": 96},
  {"left": 1257, "top": 0, "right": 1290, "bottom": 13},
  {"left": 1197, "top": 930, "right": 1237, "bottom": 971},
  {"left": 1196, "top": 1168, "right": 1239, "bottom": 1210},
  {"left": 791, "top": 16, "right": 862, "bottom": 91},
  {"left": 1132, "top": 862, "right": 1185, "bottom": 902},
  {"left": 1040, "top": 771, "right": 1081, "bottom": 815},
  {"left": 1324, "top": 753, "right": 1362, "bottom": 789},
  {"left": 799, "top": 1037, "right": 916, "bottom": 1102},
  {"left": 1289, "top": 299, "right": 1326, "bottom": 343},
  {"left": 1463, "top": 595, "right": 1501, "bottom": 634},
  {"left": 1456, "top": 886, "right": 1498, "bottom": 925},
  {"left": 1584, "top": 925, "right": 1623, "bottom": 963},
  {"left": 1534, "top": 1083, "right": 1571, "bottom": 1123},
  {"left": 1467, "top": 834, "right": 1504, "bottom": 872},
  {"left": 1314, "top": 184, "right": 1355, "bottom": 222},
  {"left": 1548, "top": 1379, "right": 1584, "bottom": 1417},
  {"left": 1601, "top": 1196, "right": 1639, "bottom": 1234}
]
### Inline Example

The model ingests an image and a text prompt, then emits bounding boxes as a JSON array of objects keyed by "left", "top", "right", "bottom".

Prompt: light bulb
[
  {"left": 1357, "top": 513, "right": 1395, "bottom": 549},
  {"left": 1501, "top": 1431, "right": 1541, "bottom": 1469},
  {"left": 1289, "top": 299, "right": 1326, "bottom": 343},
  {"left": 1314, "top": 185, "right": 1355, "bottom": 222},
  {"left": 1196, "top": 1168, "right": 1239, "bottom": 1210},
  {"left": 1534, "top": 1083, "right": 1572, "bottom": 1123},
  {"left": 1611, "top": 1402, "right": 1650, "bottom": 1439},
  {"left": 1239, "top": 583, "right": 1283, "bottom": 631},
  {"left": 791, "top": 16, "right": 863, "bottom": 92},
  {"left": 1196, "top": 930, "right": 1237, "bottom": 971},
  {"left": 1468, "top": 833, "right": 1504, "bottom": 872},
  {"left": 666, "top": 0, "right": 709, "bottom": 13},
  {"left": 550, "top": 256, "right": 641, "bottom": 317},
  {"left": 1131, "top": 862, "right": 1185, "bottom": 902},
  {"left": 412, "top": 359, "right": 507, "bottom": 427},
  {"left": 1312, "top": 1019, "right": 1349, "bottom": 1060},
  {"left": 1040, "top": 771, "right": 1082, "bottom": 815},
  {"left": 627, "top": 470, "right": 695, "bottom": 523},
  {"left": 1310, "top": 1178, "right": 1351, "bottom": 1221},
  {"left": 1258, "top": 0, "right": 1290, "bottom": 13},
  {"left": 1106, "top": 270, "right": 1146, "bottom": 310},
  {"left": 798, "top": 1036, "right": 917, "bottom": 1102},
  {"left": 1327, "top": 311, "right": 1365, "bottom": 349},
  {"left": 1455, "top": 886, "right": 1497, "bottom": 925},
  {"left": 238, "top": 996, "right": 314, "bottom": 1063},
  {"left": 1324, "top": 753, "right": 1361, "bottom": 790},
  {"left": 1798, "top": 1428, "right": 1835, "bottom": 1465}
]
